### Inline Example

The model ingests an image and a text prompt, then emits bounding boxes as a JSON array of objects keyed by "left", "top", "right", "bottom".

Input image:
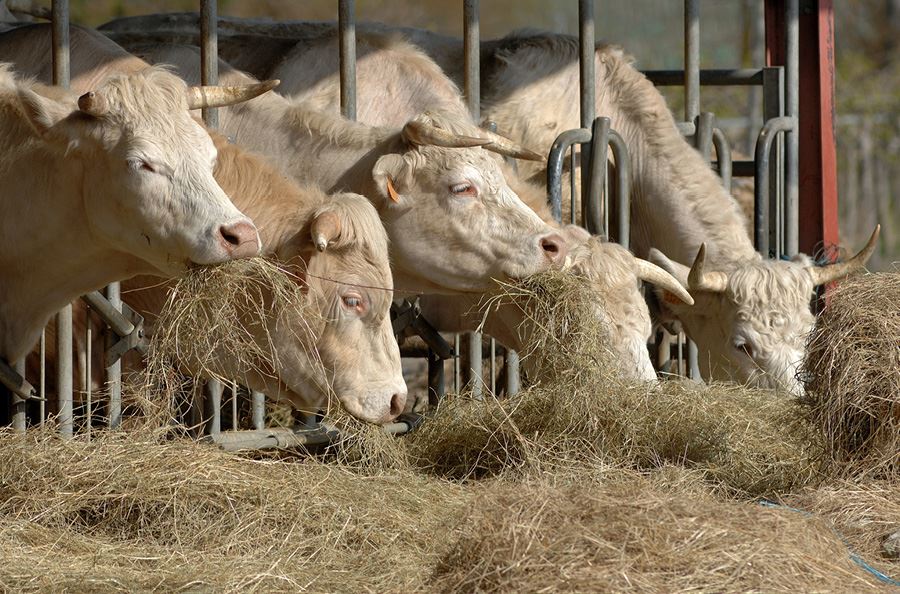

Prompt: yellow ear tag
[{"left": 386, "top": 177, "right": 401, "bottom": 203}]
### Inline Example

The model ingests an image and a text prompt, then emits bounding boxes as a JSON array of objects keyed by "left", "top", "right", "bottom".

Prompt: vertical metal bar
[
  {"left": 684, "top": 0, "right": 700, "bottom": 125},
  {"left": 569, "top": 150, "right": 578, "bottom": 224},
  {"left": 467, "top": 332, "right": 482, "bottom": 399},
  {"left": 695, "top": 112, "right": 714, "bottom": 161},
  {"left": 251, "top": 390, "right": 265, "bottom": 430},
  {"left": 200, "top": 0, "right": 218, "bottom": 128},
  {"left": 85, "top": 321, "right": 91, "bottom": 440},
  {"left": 463, "top": 0, "right": 479, "bottom": 120},
  {"left": 712, "top": 128, "right": 733, "bottom": 191},
  {"left": 462, "top": 0, "right": 482, "bottom": 398},
  {"left": 338, "top": 0, "right": 356, "bottom": 121},
  {"left": 585, "top": 117, "right": 610, "bottom": 236},
  {"left": 762, "top": 66, "right": 785, "bottom": 257},
  {"left": 12, "top": 359, "right": 25, "bottom": 433},
  {"left": 578, "top": 0, "right": 595, "bottom": 211},
  {"left": 205, "top": 379, "right": 222, "bottom": 436},
  {"left": 784, "top": 0, "right": 799, "bottom": 255},
  {"left": 105, "top": 283, "right": 122, "bottom": 428},
  {"left": 505, "top": 349, "right": 520, "bottom": 396},
  {"left": 52, "top": 0, "right": 72, "bottom": 439},
  {"left": 453, "top": 334, "right": 460, "bottom": 393},
  {"left": 230, "top": 380, "right": 238, "bottom": 430},
  {"left": 608, "top": 131, "right": 631, "bottom": 248},
  {"left": 489, "top": 339, "right": 496, "bottom": 395},
  {"left": 39, "top": 330, "right": 45, "bottom": 425}
]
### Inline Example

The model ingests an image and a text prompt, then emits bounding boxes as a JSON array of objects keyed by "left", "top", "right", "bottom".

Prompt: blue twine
[{"left": 757, "top": 499, "right": 900, "bottom": 587}]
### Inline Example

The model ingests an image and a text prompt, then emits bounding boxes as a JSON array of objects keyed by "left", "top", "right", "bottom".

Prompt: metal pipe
[
  {"left": 85, "top": 321, "right": 91, "bottom": 440},
  {"left": 39, "top": 330, "right": 45, "bottom": 425},
  {"left": 489, "top": 339, "right": 496, "bottom": 395},
  {"left": 52, "top": 0, "right": 71, "bottom": 438},
  {"left": 51, "top": 0, "right": 68, "bottom": 87},
  {"left": 547, "top": 128, "right": 591, "bottom": 223},
  {"left": 578, "top": 0, "right": 595, "bottom": 211},
  {"left": 784, "top": 0, "right": 799, "bottom": 255},
  {"left": 753, "top": 116, "right": 795, "bottom": 256},
  {"left": 684, "top": 0, "right": 700, "bottom": 125},
  {"left": 251, "top": 390, "right": 265, "bottom": 430},
  {"left": 104, "top": 285, "right": 122, "bottom": 428},
  {"left": 205, "top": 378, "right": 222, "bottom": 435},
  {"left": 12, "top": 359, "right": 25, "bottom": 432},
  {"left": 608, "top": 130, "right": 631, "bottom": 248},
  {"left": 505, "top": 349, "right": 520, "bottom": 396},
  {"left": 695, "top": 112, "right": 714, "bottom": 161},
  {"left": 466, "top": 332, "right": 482, "bottom": 399},
  {"left": 338, "top": 0, "right": 356, "bottom": 120},
  {"left": 200, "top": 0, "right": 218, "bottom": 128},
  {"left": 712, "top": 127, "right": 733, "bottom": 191},
  {"left": 585, "top": 117, "right": 610, "bottom": 236},
  {"left": 463, "top": 0, "right": 479, "bottom": 120},
  {"left": 81, "top": 291, "right": 133, "bottom": 337},
  {"left": 644, "top": 68, "right": 765, "bottom": 86},
  {"left": 230, "top": 380, "right": 238, "bottom": 430}
]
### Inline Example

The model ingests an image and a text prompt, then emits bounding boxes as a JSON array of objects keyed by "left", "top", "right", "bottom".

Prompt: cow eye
[
  {"left": 449, "top": 182, "right": 477, "bottom": 197},
  {"left": 129, "top": 159, "right": 158, "bottom": 174},
  {"left": 735, "top": 341, "right": 754, "bottom": 359},
  {"left": 341, "top": 294, "right": 366, "bottom": 313}
]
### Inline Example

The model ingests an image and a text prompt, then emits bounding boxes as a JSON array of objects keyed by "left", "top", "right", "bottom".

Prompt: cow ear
[
  {"left": 372, "top": 154, "right": 408, "bottom": 206},
  {"left": 647, "top": 248, "right": 694, "bottom": 314},
  {"left": 17, "top": 87, "right": 84, "bottom": 147}
]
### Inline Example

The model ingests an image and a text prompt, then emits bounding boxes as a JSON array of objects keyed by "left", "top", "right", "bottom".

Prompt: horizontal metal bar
[
  {"left": 644, "top": 68, "right": 765, "bottom": 86},
  {"left": 81, "top": 291, "right": 134, "bottom": 337},
  {"left": 0, "top": 358, "right": 37, "bottom": 400}
]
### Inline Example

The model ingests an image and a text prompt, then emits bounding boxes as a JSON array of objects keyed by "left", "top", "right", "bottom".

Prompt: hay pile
[
  {"left": 2, "top": 260, "right": 897, "bottom": 591},
  {"left": 802, "top": 272, "right": 900, "bottom": 476}
]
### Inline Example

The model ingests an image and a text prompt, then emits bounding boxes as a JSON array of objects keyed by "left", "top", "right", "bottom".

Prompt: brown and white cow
[
  {"left": 34, "top": 134, "right": 407, "bottom": 425},
  {"left": 0, "top": 61, "right": 269, "bottom": 363}
]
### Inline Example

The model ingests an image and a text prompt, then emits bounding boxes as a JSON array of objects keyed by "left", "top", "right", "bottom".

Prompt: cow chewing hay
[
  {"left": 802, "top": 271, "right": 900, "bottom": 478},
  {"left": 140, "top": 258, "right": 325, "bottom": 421}
]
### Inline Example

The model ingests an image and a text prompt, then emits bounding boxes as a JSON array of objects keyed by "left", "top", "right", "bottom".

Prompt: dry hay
[
  {"left": 411, "top": 270, "right": 820, "bottom": 497},
  {"left": 802, "top": 271, "right": 900, "bottom": 477},
  {"left": 0, "top": 429, "right": 894, "bottom": 593}
]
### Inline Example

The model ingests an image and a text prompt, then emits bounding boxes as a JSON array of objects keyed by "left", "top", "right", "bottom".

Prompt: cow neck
[
  {"left": 0, "top": 155, "right": 146, "bottom": 362},
  {"left": 595, "top": 57, "right": 757, "bottom": 268}
]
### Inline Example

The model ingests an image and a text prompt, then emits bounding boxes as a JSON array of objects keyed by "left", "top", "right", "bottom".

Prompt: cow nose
[
  {"left": 539, "top": 233, "right": 568, "bottom": 266},
  {"left": 389, "top": 392, "right": 406, "bottom": 419},
  {"left": 218, "top": 219, "right": 260, "bottom": 258}
]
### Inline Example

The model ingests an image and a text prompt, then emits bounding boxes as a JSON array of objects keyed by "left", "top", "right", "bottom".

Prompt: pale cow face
[
  {"left": 21, "top": 68, "right": 260, "bottom": 276},
  {"left": 371, "top": 112, "right": 568, "bottom": 294},
  {"left": 649, "top": 227, "right": 879, "bottom": 394},
  {"left": 274, "top": 193, "right": 406, "bottom": 424}
]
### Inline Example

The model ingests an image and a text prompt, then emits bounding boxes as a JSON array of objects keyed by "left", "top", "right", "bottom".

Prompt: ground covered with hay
[{"left": 1, "top": 269, "right": 897, "bottom": 592}]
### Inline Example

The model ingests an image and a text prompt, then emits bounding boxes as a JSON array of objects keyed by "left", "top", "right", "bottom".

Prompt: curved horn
[
  {"left": 687, "top": 243, "right": 728, "bottom": 293},
  {"left": 480, "top": 130, "right": 546, "bottom": 162},
  {"left": 634, "top": 259, "right": 694, "bottom": 306},
  {"left": 808, "top": 224, "right": 880, "bottom": 286},
  {"left": 185, "top": 79, "right": 280, "bottom": 110},
  {"left": 310, "top": 210, "right": 342, "bottom": 252},
  {"left": 77, "top": 91, "right": 108, "bottom": 117},
  {"left": 401, "top": 120, "right": 491, "bottom": 148}
]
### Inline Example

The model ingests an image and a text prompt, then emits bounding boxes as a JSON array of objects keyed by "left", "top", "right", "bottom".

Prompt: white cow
[
  {"left": 0, "top": 62, "right": 270, "bottom": 363},
  {"left": 108, "top": 19, "right": 882, "bottom": 393}
]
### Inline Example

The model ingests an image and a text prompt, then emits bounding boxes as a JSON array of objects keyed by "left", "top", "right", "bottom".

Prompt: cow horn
[
  {"left": 78, "top": 91, "right": 108, "bottom": 117},
  {"left": 634, "top": 259, "right": 694, "bottom": 306},
  {"left": 480, "top": 131, "right": 546, "bottom": 162},
  {"left": 402, "top": 120, "right": 491, "bottom": 148},
  {"left": 808, "top": 224, "right": 880, "bottom": 286},
  {"left": 185, "top": 79, "right": 280, "bottom": 110},
  {"left": 310, "top": 210, "right": 341, "bottom": 252},
  {"left": 687, "top": 243, "right": 728, "bottom": 293}
]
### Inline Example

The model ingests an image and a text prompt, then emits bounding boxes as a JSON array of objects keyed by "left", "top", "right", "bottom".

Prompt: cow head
[
  {"left": 564, "top": 236, "right": 693, "bottom": 382},
  {"left": 19, "top": 68, "right": 274, "bottom": 275},
  {"left": 371, "top": 111, "right": 568, "bottom": 294},
  {"left": 649, "top": 226, "right": 880, "bottom": 393},
  {"left": 273, "top": 192, "right": 406, "bottom": 424}
]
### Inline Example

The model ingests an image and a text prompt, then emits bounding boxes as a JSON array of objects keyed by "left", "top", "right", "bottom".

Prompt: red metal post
[{"left": 766, "top": 0, "right": 840, "bottom": 257}]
